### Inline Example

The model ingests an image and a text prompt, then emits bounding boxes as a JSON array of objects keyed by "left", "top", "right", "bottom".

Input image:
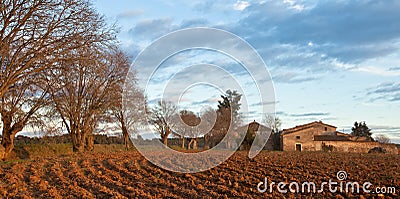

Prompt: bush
[
  {"left": 368, "top": 147, "right": 386, "bottom": 154},
  {"left": 322, "top": 142, "right": 335, "bottom": 152}
]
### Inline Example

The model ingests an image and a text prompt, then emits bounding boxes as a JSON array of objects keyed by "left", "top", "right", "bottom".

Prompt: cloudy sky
[{"left": 94, "top": 0, "right": 400, "bottom": 143}]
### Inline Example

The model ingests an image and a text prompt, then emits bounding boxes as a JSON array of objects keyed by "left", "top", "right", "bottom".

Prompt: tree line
[
  {"left": 148, "top": 90, "right": 244, "bottom": 150},
  {"left": 2, "top": 0, "right": 392, "bottom": 161},
  {"left": 0, "top": 0, "right": 249, "bottom": 160},
  {"left": 0, "top": 0, "right": 147, "bottom": 160},
  {"left": 10, "top": 134, "right": 126, "bottom": 145}
]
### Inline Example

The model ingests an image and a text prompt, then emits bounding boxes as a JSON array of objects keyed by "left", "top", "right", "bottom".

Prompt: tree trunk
[
  {"left": 181, "top": 137, "right": 185, "bottom": 149},
  {"left": 123, "top": 133, "right": 132, "bottom": 150},
  {"left": 1, "top": 133, "right": 15, "bottom": 161},
  {"left": 85, "top": 134, "right": 94, "bottom": 151},
  {"left": 83, "top": 119, "right": 95, "bottom": 152},
  {"left": 72, "top": 141, "right": 85, "bottom": 152},
  {"left": 121, "top": 123, "right": 132, "bottom": 150},
  {"left": 204, "top": 134, "right": 210, "bottom": 149},
  {"left": 226, "top": 139, "right": 231, "bottom": 149},
  {"left": 71, "top": 133, "right": 85, "bottom": 153},
  {"left": 188, "top": 138, "right": 197, "bottom": 149},
  {"left": 188, "top": 139, "right": 193, "bottom": 149},
  {"left": 162, "top": 127, "right": 171, "bottom": 146},
  {"left": 192, "top": 138, "right": 197, "bottom": 149},
  {"left": 1, "top": 116, "right": 24, "bottom": 161},
  {"left": 1, "top": 129, "right": 23, "bottom": 160},
  {"left": 123, "top": 131, "right": 132, "bottom": 150},
  {"left": 162, "top": 135, "right": 168, "bottom": 146}
]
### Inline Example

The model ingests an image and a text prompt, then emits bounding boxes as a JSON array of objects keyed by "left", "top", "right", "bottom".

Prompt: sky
[{"left": 93, "top": 0, "right": 400, "bottom": 143}]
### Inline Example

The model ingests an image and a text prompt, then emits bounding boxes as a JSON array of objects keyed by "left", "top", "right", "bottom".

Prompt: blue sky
[{"left": 94, "top": 0, "right": 400, "bottom": 143}]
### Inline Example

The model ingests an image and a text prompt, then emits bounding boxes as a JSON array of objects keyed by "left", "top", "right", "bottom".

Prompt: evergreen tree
[
  {"left": 351, "top": 121, "right": 372, "bottom": 138},
  {"left": 217, "top": 90, "right": 242, "bottom": 127}
]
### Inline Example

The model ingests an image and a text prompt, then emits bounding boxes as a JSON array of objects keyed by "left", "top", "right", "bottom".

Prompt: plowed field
[{"left": 1, "top": 151, "right": 399, "bottom": 198}]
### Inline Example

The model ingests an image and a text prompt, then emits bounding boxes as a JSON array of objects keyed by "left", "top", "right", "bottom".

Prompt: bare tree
[
  {"left": 264, "top": 114, "right": 281, "bottom": 133},
  {"left": 0, "top": 74, "right": 49, "bottom": 160},
  {"left": 1, "top": 0, "right": 113, "bottom": 159},
  {"left": 174, "top": 110, "right": 201, "bottom": 149},
  {"left": 111, "top": 70, "right": 147, "bottom": 150},
  {"left": 199, "top": 107, "right": 217, "bottom": 149},
  {"left": 0, "top": 0, "right": 113, "bottom": 99},
  {"left": 375, "top": 134, "right": 391, "bottom": 144},
  {"left": 47, "top": 47, "right": 127, "bottom": 152},
  {"left": 149, "top": 100, "right": 177, "bottom": 146},
  {"left": 264, "top": 114, "right": 282, "bottom": 150},
  {"left": 172, "top": 110, "right": 191, "bottom": 149}
]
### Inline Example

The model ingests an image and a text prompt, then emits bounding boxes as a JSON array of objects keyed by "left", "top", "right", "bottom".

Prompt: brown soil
[{"left": 0, "top": 151, "right": 399, "bottom": 198}]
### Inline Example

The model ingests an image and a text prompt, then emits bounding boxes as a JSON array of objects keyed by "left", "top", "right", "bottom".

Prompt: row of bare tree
[
  {"left": 148, "top": 90, "right": 243, "bottom": 150},
  {"left": 147, "top": 101, "right": 206, "bottom": 150},
  {"left": 1, "top": 0, "right": 271, "bottom": 160},
  {"left": 0, "top": 0, "right": 147, "bottom": 160}
]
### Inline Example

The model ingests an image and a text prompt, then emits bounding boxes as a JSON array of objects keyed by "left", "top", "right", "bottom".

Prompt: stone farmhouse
[{"left": 281, "top": 121, "right": 398, "bottom": 154}]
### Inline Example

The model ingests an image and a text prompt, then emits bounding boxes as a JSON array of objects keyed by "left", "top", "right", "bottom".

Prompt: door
[{"left": 295, "top": 144, "right": 302, "bottom": 151}]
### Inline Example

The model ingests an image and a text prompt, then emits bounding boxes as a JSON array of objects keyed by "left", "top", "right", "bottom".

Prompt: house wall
[
  {"left": 283, "top": 123, "right": 336, "bottom": 151},
  {"left": 284, "top": 136, "right": 398, "bottom": 154},
  {"left": 313, "top": 123, "right": 336, "bottom": 135},
  {"left": 283, "top": 128, "right": 315, "bottom": 151},
  {"left": 282, "top": 122, "right": 399, "bottom": 154},
  {"left": 281, "top": 122, "right": 399, "bottom": 154},
  {"left": 314, "top": 141, "right": 398, "bottom": 154},
  {"left": 263, "top": 133, "right": 276, "bottom": 150}
]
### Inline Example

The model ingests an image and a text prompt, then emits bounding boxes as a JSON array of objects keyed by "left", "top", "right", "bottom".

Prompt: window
[
  {"left": 324, "top": 127, "right": 327, "bottom": 131},
  {"left": 296, "top": 136, "right": 300, "bottom": 139}
]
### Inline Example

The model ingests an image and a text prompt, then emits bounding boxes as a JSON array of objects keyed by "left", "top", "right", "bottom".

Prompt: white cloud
[
  {"left": 233, "top": 1, "right": 250, "bottom": 11},
  {"left": 283, "top": 0, "right": 305, "bottom": 11},
  {"left": 91, "top": 0, "right": 400, "bottom": 144},
  {"left": 355, "top": 66, "right": 400, "bottom": 77},
  {"left": 291, "top": 4, "right": 304, "bottom": 11},
  {"left": 330, "top": 58, "right": 355, "bottom": 70},
  {"left": 117, "top": 9, "right": 144, "bottom": 19}
]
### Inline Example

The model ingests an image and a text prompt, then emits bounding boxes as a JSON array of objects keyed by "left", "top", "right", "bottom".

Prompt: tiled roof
[
  {"left": 314, "top": 135, "right": 351, "bottom": 141},
  {"left": 237, "top": 121, "right": 271, "bottom": 132},
  {"left": 282, "top": 121, "right": 336, "bottom": 135}
]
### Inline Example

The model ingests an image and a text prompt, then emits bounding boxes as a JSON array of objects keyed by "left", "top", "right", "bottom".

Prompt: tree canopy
[
  {"left": 1, "top": 0, "right": 123, "bottom": 159},
  {"left": 351, "top": 121, "right": 372, "bottom": 139}
]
